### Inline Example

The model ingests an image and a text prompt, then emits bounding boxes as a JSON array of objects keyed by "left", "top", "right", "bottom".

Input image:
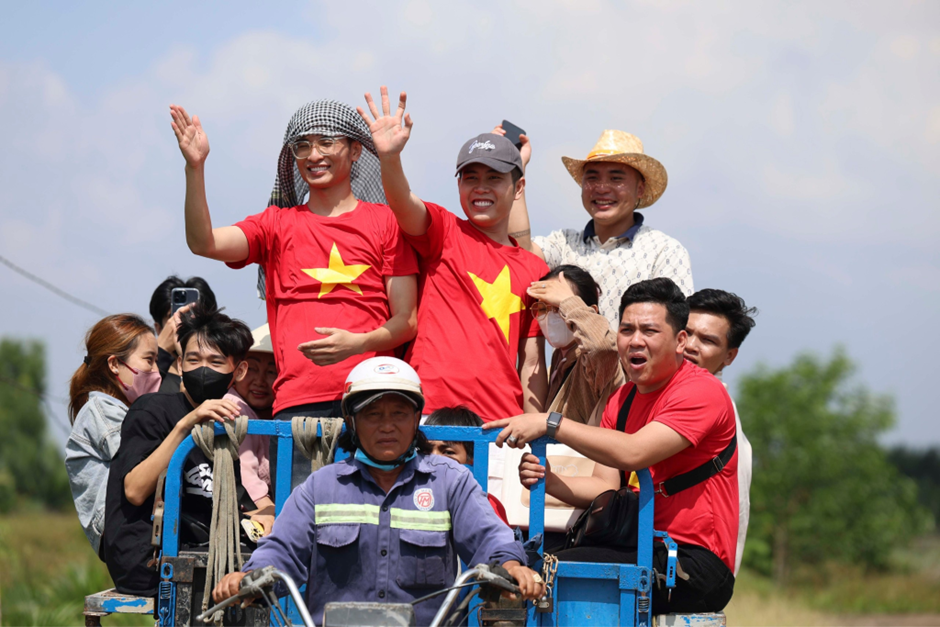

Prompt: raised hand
[
  {"left": 170, "top": 104, "right": 210, "bottom": 167},
  {"left": 492, "top": 124, "right": 531, "bottom": 168},
  {"left": 527, "top": 273, "right": 576, "bottom": 307},
  {"left": 357, "top": 86, "right": 413, "bottom": 158}
]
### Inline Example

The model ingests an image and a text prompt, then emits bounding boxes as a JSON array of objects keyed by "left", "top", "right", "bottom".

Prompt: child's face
[
  {"left": 429, "top": 441, "right": 470, "bottom": 465},
  {"left": 233, "top": 352, "right": 277, "bottom": 410},
  {"left": 457, "top": 164, "right": 523, "bottom": 230}
]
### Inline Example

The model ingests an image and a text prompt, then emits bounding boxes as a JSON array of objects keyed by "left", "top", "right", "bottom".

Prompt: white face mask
[{"left": 539, "top": 312, "right": 576, "bottom": 349}]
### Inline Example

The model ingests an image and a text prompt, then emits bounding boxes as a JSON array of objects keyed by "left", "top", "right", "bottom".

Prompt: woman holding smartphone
[{"left": 66, "top": 314, "right": 161, "bottom": 556}]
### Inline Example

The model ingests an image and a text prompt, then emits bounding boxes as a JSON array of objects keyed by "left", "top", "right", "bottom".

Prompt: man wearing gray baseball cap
[{"left": 357, "top": 86, "right": 549, "bottom": 422}]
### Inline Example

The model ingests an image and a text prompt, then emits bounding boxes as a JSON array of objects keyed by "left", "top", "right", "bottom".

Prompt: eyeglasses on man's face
[{"left": 289, "top": 136, "right": 346, "bottom": 159}]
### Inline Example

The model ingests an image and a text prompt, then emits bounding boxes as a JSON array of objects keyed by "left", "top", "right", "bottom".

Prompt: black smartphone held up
[
  {"left": 171, "top": 287, "right": 200, "bottom": 315},
  {"left": 501, "top": 120, "right": 526, "bottom": 149}
]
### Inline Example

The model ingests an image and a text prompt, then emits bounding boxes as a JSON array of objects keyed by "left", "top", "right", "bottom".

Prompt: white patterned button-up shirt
[{"left": 534, "top": 213, "right": 694, "bottom": 330}]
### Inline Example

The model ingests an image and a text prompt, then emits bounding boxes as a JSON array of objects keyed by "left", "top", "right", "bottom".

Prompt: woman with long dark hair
[{"left": 66, "top": 314, "right": 159, "bottom": 556}]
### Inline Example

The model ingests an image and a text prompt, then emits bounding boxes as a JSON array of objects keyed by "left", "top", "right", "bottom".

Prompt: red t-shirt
[
  {"left": 488, "top": 494, "right": 509, "bottom": 526},
  {"left": 403, "top": 202, "right": 548, "bottom": 421},
  {"left": 228, "top": 202, "right": 418, "bottom": 413},
  {"left": 600, "top": 360, "right": 739, "bottom": 571}
]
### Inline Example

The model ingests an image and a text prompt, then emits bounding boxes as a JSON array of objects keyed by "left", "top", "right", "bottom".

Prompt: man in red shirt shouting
[
  {"left": 170, "top": 100, "right": 418, "bottom": 421},
  {"left": 358, "top": 87, "right": 548, "bottom": 421},
  {"left": 487, "top": 278, "right": 738, "bottom": 614}
]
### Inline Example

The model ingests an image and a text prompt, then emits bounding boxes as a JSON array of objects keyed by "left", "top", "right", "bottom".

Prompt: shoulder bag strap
[
  {"left": 658, "top": 434, "right": 737, "bottom": 497},
  {"left": 616, "top": 387, "right": 638, "bottom": 487}
]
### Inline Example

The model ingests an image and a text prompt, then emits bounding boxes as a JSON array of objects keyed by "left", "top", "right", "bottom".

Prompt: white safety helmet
[{"left": 341, "top": 356, "right": 425, "bottom": 418}]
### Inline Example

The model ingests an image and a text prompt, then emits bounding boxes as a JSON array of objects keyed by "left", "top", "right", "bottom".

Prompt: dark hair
[
  {"left": 176, "top": 303, "right": 252, "bottom": 363},
  {"left": 510, "top": 167, "right": 523, "bottom": 185},
  {"left": 618, "top": 278, "right": 689, "bottom": 334},
  {"left": 337, "top": 422, "right": 432, "bottom": 455},
  {"left": 149, "top": 276, "right": 218, "bottom": 327},
  {"left": 687, "top": 289, "right": 758, "bottom": 350},
  {"left": 425, "top": 406, "right": 484, "bottom": 459},
  {"left": 68, "top": 314, "right": 154, "bottom": 423},
  {"left": 540, "top": 265, "right": 601, "bottom": 309}
]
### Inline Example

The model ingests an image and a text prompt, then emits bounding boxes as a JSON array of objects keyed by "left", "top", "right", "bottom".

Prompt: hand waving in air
[
  {"left": 357, "top": 86, "right": 413, "bottom": 159},
  {"left": 169, "top": 104, "right": 210, "bottom": 167}
]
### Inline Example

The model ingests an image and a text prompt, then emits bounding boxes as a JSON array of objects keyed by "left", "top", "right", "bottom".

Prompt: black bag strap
[
  {"left": 657, "top": 434, "right": 737, "bottom": 497},
  {"left": 616, "top": 387, "right": 638, "bottom": 487}
]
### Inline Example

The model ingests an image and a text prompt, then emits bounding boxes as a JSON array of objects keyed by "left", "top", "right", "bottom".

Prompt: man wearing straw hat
[{"left": 507, "top": 129, "right": 693, "bottom": 331}]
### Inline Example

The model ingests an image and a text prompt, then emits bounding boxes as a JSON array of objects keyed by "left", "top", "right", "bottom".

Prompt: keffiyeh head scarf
[{"left": 258, "top": 99, "right": 386, "bottom": 296}]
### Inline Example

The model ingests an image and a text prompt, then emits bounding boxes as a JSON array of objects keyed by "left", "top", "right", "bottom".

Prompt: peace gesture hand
[
  {"left": 357, "top": 86, "right": 413, "bottom": 158},
  {"left": 170, "top": 104, "right": 209, "bottom": 167}
]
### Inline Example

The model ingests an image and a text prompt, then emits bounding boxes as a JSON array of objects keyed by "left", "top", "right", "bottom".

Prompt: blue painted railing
[{"left": 161, "top": 420, "right": 657, "bottom": 626}]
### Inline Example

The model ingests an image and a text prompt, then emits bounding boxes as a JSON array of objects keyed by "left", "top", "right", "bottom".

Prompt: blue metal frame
[{"left": 160, "top": 421, "right": 659, "bottom": 626}]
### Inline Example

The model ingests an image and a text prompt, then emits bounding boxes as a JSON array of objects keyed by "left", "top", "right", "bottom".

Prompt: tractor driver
[{"left": 212, "top": 357, "right": 544, "bottom": 625}]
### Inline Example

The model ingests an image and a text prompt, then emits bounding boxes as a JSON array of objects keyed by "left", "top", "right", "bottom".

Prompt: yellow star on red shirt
[
  {"left": 468, "top": 265, "right": 523, "bottom": 343},
  {"left": 302, "top": 243, "right": 371, "bottom": 298}
]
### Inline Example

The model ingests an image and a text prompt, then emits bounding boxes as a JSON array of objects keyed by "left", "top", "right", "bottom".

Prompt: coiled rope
[
  {"left": 291, "top": 417, "right": 345, "bottom": 473},
  {"left": 192, "top": 416, "right": 248, "bottom": 625}
]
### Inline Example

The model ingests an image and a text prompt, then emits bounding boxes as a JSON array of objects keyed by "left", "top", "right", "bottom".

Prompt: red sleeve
[
  {"left": 600, "top": 384, "right": 632, "bottom": 430},
  {"left": 382, "top": 216, "right": 419, "bottom": 277},
  {"left": 522, "top": 255, "right": 549, "bottom": 338},
  {"left": 226, "top": 206, "right": 276, "bottom": 269},
  {"left": 401, "top": 201, "right": 452, "bottom": 262},
  {"left": 652, "top": 378, "right": 725, "bottom": 446},
  {"left": 487, "top": 494, "right": 510, "bottom": 526}
]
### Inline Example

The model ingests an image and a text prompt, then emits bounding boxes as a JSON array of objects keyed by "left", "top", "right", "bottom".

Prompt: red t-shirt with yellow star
[
  {"left": 228, "top": 202, "right": 418, "bottom": 413},
  {"left": 403, "top": 201, "right": 548, "bottom": 421}
]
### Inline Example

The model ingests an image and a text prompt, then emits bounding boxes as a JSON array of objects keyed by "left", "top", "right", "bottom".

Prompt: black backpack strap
[
  {"left": 616, "top": 387, "right": 638, "bottom": 488},
  {"left": 657, "top": 434, "right": 737, "bottom": 497}
]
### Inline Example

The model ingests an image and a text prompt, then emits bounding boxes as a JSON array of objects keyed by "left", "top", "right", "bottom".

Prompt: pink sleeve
[{"left": 239, "top": 434, "right": 271, "bottom": 504}]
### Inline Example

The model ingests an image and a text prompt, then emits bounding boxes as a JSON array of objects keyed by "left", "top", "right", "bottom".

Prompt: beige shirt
[{"left": 546, "top": 296, "right": 626, "bottom": 425}]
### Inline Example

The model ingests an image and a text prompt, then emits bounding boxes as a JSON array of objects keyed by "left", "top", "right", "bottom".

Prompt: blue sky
[{"left": 1, "top": 1, "right": 938, "bottom": 447}]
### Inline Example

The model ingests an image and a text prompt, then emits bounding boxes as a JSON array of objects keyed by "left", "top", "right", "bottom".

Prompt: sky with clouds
[{"left": 1, "top": 1, "right": 938, "bottom": 447}]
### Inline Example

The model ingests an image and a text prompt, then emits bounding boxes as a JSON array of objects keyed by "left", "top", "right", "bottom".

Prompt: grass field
[{"left": 2, "top": 511, "right": 939, "bottom": 626}]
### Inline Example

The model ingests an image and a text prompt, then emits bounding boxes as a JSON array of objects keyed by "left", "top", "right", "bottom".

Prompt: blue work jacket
[{"left": 243, "top": 453, "right": 526, "bottom": 626}]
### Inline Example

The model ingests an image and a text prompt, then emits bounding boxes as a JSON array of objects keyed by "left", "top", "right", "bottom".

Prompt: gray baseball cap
[{"left": 455, "top": 133, "right": 524, "bottom": 177}]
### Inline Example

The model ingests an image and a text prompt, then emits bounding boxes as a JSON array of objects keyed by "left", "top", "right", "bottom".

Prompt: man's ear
[
  {"left": 636, "top": 177, "right": 646, "bottom": 201},
  {"left": 514, "top": 176, "right": 526, "bottom": 201},
  {"left": 675, "top": 329, "right": 689, "bottom": 354},
  {"left": 234, "top": 360, "right": 249, "bottom": 382},
  {"left": 350, "top": 139, "right": 363, "bottom": 163},
  {"left": 722, "top": 347, "right": 739, "bottom": 369}
]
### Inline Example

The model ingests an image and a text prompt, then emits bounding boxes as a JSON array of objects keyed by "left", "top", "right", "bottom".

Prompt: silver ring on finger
[{"left": 507, "top": 435, "right": 518, "bottom": 445}]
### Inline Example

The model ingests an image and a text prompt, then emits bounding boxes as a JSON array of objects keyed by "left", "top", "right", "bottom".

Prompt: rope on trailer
[
  {"left": 192, "top": 415, "right": 249, "bottom": 626},
  {"left": 291, "top": 416, "right": 344, "bottom": 472}
]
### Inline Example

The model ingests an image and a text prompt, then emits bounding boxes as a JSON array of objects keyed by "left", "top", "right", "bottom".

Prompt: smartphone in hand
[
  {"left": 501, "top": 120, "right": 526, "bottom": 149},
  {"left": 171, "top": 287, "right": 200, "bottom": 315}
]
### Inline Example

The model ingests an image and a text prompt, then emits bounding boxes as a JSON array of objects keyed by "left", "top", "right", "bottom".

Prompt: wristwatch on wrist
[{"left": 546, "top": 412, "right": 563, "bottom": 439}]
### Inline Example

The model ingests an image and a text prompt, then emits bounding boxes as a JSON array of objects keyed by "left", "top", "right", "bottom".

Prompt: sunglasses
[{"left": 529, "top": 301, "right": 558, "bottom": 321}]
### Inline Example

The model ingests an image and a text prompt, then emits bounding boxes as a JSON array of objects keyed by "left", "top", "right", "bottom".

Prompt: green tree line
[{"left": 1, "top": 337, "right": 938, "bottom": 586}]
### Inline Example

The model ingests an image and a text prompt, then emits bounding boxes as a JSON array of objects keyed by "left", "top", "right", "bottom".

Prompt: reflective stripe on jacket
[{"left": 243, "top": 453, "right": 525, "bottom": 626}]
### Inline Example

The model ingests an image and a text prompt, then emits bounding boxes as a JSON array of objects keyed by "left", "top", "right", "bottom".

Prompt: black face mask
[{"left": 182, "top": 366, "right": 234, "bottom": 405}]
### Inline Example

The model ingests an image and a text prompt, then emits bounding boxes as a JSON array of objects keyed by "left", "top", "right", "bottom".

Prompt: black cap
[{"left": 455, "top": 133, "right": 524, "bottom": 177}]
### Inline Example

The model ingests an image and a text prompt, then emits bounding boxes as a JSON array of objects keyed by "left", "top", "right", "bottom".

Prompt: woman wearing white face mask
[
  {"left": 66, "top": 314, "right": 160, "bottom": 556},
  {"left": 528, "top": 265, "right": 625, "bottom": 426}
]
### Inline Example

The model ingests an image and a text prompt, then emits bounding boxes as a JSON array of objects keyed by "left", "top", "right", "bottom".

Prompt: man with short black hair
[
  {"left": 102, "top": 304, "right": 253, "bottom": 596},
  {"left": 149, "top": 275, "right": 217, "bottom": 392},
  {"left": 685, "top": 288, "right": 758, "bottom": 575},
  {"left": 487, "top": 278, "right": 737, "bottom": 614}
]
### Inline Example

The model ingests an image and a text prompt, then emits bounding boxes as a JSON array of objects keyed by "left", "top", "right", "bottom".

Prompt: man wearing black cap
[{"left": 357, "top": 87, "right": 548, "bottom": 422}]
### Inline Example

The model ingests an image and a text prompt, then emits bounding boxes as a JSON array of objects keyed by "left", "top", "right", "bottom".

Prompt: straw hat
[
  {"left": 561, "top": 130, "right": 668, "bottom": 208},
  {"left": 250, "top": 324, "right": 273, "bottom": 354}
]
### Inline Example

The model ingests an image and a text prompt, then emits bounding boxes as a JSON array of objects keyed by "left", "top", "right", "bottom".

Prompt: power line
[{"left": 0, "top": 253, "right": 109, "bottom": 317}]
